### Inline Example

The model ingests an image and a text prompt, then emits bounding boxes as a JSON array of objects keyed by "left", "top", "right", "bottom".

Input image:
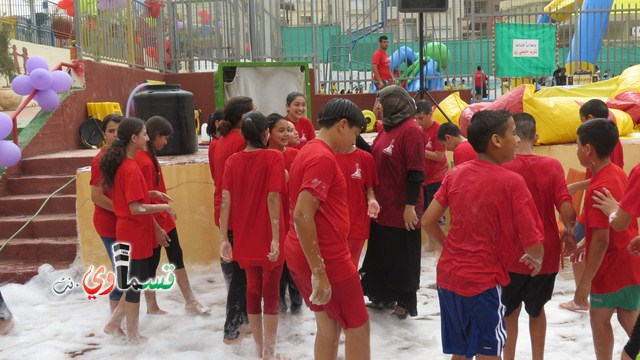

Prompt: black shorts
[{"left": 502, "top": 272, "right": 556, "bottom": 317}]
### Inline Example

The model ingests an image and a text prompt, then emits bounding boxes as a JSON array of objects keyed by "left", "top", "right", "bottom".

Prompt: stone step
[
  {"left": 0, "top": 260, "right": 73, "bottom": 285},
  {"left": 6, "top": 174, "right": 76, "bottom": 196},
  {"left": 0, "top": 213, "right": 77, "bottom": 239},
  {"left": 0, "top": 237, "right": 77, "bottom": 264},
  {"left": 20, "top": 152, "right": 95, "bottom": 176},
  {"left": 0, "top": 194, "right": 76, "bottom": 217}
]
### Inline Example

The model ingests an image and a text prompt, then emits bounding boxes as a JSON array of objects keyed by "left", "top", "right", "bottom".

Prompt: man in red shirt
[
  {"left": 437, "top": 122, "right": 477, "bottom": 166},
  {"left": 474, "top": 65, "right": 488, "bottom": 100},
  {"left": 423, "top": 110, "right": 544, "bottom": 359},
  {"left": 501, "top": 113, "right": 577, "bottom": 360},
  {"left": 286, "top": 98, "right": 370, "bottom": 359},
  {"left": 372, "top": 35, "right": 394, "bottom": 91}
]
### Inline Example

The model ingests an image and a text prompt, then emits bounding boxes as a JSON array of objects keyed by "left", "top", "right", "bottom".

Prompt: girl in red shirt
[
  {"left": 214, "top": 96, "right": 254, "bottom": 343},
  {"left": 100, "top": 117, "right": 173, "bottom": 344},
  {"left": 286, "top": 120, "right": 300, "bottom": 148},
  {"left": 284, "top": 92, "right": 315, "bottom": 149},
  {"left": 220, "top": 111, "right": 286, "bottom": 359},
  {"left": 90, "top": 114, "right": 122, "bottom": 316},
  {"left": 136, "top": 116, "right": 208, "bottom": 315},
  {"left": 267, "top": 113, "right": 302, "bottom": 314}
]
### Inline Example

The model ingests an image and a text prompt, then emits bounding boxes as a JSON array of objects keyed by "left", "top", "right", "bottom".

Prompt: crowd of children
[{"left": 88, "top": 86, "right": 640, "bottom": 360}]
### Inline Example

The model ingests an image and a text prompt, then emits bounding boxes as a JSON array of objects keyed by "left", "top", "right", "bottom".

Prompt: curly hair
[{"left": 100, "top": 117, "right": 145, "bottom": 189}]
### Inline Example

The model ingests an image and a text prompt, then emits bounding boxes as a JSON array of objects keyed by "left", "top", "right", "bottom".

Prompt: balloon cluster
[
  {"left": 11, "top": 56, "right": 73, "bottom": 112},
  {"left": 198, "top": 10, "right": 210, "bottom": 25},
  {"left": 58, "top": 0, "right": 74, "bottom": 17},
  {"left": 0, "top": 114, "right": 21, "bottom": 167}
]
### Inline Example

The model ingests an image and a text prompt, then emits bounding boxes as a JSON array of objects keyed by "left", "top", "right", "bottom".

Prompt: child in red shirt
[
  {"left": 219, "top": 111, "right": 286, "bottom": 359},
  {"left": 436, "top": 121, "right": 477, "bottom": 166},
  {"left": 335, "top": 145, "right": 380, "bottom": 267},
  {"left": 284, "top": 92, "right": 315, "bottom": 149},
  {"left": 423, "top": 110, "right": 544, "bottom": 359},
  {"left": 572, "top": 119, "right": 640, "bottom": 359},
  {"left": 286, "top": 98, "right": 370, "bottom": 359},
  {"left": 136, "top": 116, "right": 208, "bottom": 315},
  {"left": 593, "top": 162, "right": 640, "bottom": 360},
  {"left": 213, "top": 96, "right": 254, "bottom": 343},
  {"left": 501, "top": 113, "right": 577, "bottom": 360},
  {"left": 90, "top": 114, "right": 122, "bottom": 314},
  {"left": 100, "top": 117, "right": 173, "bottom": 344},
  {"left": 267, "top": 113, "right": 302, "bottom": 314}
]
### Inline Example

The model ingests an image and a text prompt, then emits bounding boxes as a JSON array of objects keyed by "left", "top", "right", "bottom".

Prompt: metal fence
[{"left": 3, "top": 0, "right": 640, "bottom": 98}]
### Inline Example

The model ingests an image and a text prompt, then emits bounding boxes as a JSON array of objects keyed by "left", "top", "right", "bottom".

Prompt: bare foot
[
  {"left": 0, "top": 317, "right": 13, "bottom": 335},
  {"left": 146, "top": 307, "right": 168, "bottom": 315},
  {"left": 223, "top": 334, "right": 244, "bottom": 345},
  {"left": 126, "top": 332, "right": 148, "bottom": 345},
  {"left": 103, "top": 323, "right": 125, "bottom": 337},
  {"left": 240, "top": 323, "right": 252, "bottom": 335},
  {"left": 185, "top": 301, "right": 210, "bottom": 316}
]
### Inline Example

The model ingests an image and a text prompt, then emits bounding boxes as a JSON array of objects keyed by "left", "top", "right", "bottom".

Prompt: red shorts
[{"left": 290, "top": 270, "right": 369, "bottom": 330}]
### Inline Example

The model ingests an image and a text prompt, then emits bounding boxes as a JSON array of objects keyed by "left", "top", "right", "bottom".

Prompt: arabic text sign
[{"left": 512, "top": 39, "right": 539, "bottom": 58}]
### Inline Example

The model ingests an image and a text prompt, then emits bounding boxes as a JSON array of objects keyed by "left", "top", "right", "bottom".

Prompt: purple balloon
[
  {"left": 29, "top": 68, "right": 53, "bottom": 91},
  {"left": 0, "top": 140, "right": 21, "bottom": 167},
  {"left": 177, "top": 21, "right": 184, "bottom": 30},
  {"left": 11, "top": 74, "right": 34, "bottom": 96},
  {"left": 35, "top": 89, "right": 60, "bottom": 111},
  {"left": 26, "top": 56, "right": 49, "bottom": 74},
  {"left": 50, "top": 70, "right": 72, "bottom": 93},
  {"left": 0, "top": 113, "right": 11, "bottom": 139}
]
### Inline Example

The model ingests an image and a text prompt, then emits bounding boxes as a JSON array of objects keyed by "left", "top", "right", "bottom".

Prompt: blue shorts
[{"left": 438, "top": 286, "right": 506, "bottom": 358}]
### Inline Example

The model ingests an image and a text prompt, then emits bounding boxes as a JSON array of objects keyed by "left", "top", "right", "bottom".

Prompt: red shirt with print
[
  {"left": 286, "top": 139, "right": 355, "bottom": 284},
  {"left": 335, "top": 148, "right": 379, "bottom": 241}
]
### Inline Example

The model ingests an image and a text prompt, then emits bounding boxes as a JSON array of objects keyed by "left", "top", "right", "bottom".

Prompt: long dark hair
[
  {"left": 220, "top": 96, "right": 253, "bottom": 136},
  {"left": 207, "top": 109, "right": 224, "bottom": 137},
  {"left": 100, "top": 117, "right": 145, "bottom": 189},
  {"left": 241, "top": 111, "right": 268, "bottom": 149},
  {"left": 146, "top": 116, "right": 173, "bottom": 186}
]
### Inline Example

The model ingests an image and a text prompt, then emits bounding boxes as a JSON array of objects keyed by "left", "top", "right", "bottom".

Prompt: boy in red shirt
[
  {"left": 501, "top": 113, "right": 576, "bottom": 360},
  {"left": 436, "top": 122, "right": 477, "bottom": 166},
  {"left": 286, "top": 98, "right": 370, "bottom": 360},
  {"left": 335, "top": 145, "right": 380, "bottom": 267},
  {"left": 371, "top": 35, "right": 394, "bottom": 91},
  {"left": 572, "top": 119, "right": 640, "bottom": 359},
  {"left": 592, "top": 161, "right": 640, "bottom": 360},
  {"left": 415, "top": 100, "right": 447, "bottom": 209},
  {"left": 423, "top": 110, "right": 545, "bottom": 359}
]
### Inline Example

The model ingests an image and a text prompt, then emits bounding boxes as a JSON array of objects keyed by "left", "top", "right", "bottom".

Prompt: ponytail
[
  {"left": 241, "top": 111, "right": 268, "bottom": 149},
  {"left": 221, "top": 96, "right": 254, "bottom": 136}
]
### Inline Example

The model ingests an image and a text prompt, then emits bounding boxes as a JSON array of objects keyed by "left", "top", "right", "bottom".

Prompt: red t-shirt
[
  {"left": 282, "top": 147, "right": 299, "bottom": 233},
  {"left": 474, "top": 71, "right": 487, "bottom": 87},
  {"left": 620, "top": 163, "right": 640, "bottom": 217},
  {"left": 371, "top": 119, "right": 425, "bottom": 229},
  {"left": 207, "top": 136, "right": 219, "bottom": 181},
  {"left": 112, "top": 158, "right": 156, "bottom": 260},
  {"left": 422, "top": 122, "right": 448, "bottom": 185},
  {"left": 580, "top": 141, "right": 624, "bottom": 223},
  {"left": 453, "top": 140, "right": 477, "bottom": 166},
  {"left": 90, "top": 148, "right": 117, "bottom": 238},
  {"left": 285, "top": 139, "right": 356, "bottom": 284},
  {"left": 335, "top": 148, "right": 379, "bottom": 241},
  {"left": 286, "top": 115, "right": 316, "bottom": 149},
  {"left": 213, "top": 130, "right": 246, "bottom": 227},
  {"left": 434, "top": 159, "right": 544, "bottom": 296},
  {"left": 503, "top": 154, "right": 572, "bottom": 274},
  {"left": 135, "top": 150, "right": 176, "bottom": 233},
  {"left": 222, "top": 149, "right": 286, "bottom": 268},
  {"left": 584, "top": 163, "right": 640, "bottom": 294},
  {"left": 372, "top": 49, "right": 392, "bottom": 81}
]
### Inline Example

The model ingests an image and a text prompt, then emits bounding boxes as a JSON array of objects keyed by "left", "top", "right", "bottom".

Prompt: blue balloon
[
  {"left": 0, "top": 140, "right": 21, "bottom": 167},
  {"left": 0, "top": 112, "right": 11, "bottom": 139},
  {"left": 26, "top": 56, "right": 49, "bottom": 74}
]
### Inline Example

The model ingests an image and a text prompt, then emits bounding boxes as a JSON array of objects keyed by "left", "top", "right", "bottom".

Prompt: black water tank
[{"left": 133, "top": 84, "right": 197, "bottom": 156}]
